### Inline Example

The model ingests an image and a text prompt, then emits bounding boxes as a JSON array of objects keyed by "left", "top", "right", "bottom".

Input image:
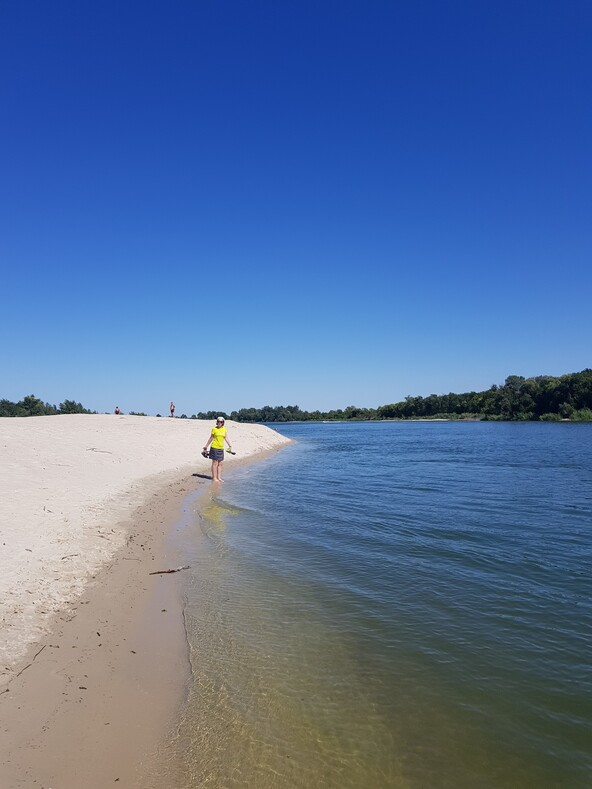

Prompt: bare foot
[{"left": 217, "top": 478, "right": 224, "bottom": 482}]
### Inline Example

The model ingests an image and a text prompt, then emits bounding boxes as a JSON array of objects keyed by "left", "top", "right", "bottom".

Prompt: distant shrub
[
  {"left": 571, "top": 408, "right": 592, "bottom": 421},
  {"left": 128, "top": 411, "right": 147, "bottom": 416},
  {"left": 59, "top": 399, "right": 93, "bottom": 414},
  {"left": 539, "top": 413, "right": 561, "bottom": 421}
]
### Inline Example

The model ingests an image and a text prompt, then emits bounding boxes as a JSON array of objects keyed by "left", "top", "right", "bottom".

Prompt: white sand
[{"left": 0, "top": 414, "right": 290, "bottom": 683}]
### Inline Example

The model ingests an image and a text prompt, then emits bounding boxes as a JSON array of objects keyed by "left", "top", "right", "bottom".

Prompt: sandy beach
[{"left": 0, "top": 414, "right": 290, "bottom": 788}]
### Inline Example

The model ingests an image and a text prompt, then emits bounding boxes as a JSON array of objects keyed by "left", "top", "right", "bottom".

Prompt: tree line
[
  {"left": 2, "top": 369, "right": 591, "bottom": 421},
  {"left": 375, "top": 369, "right": 592, "bottom": 422},
  {"left": 230, "top": 369, "right": 592, "bottom": 422},
  {"left": 0, "top": 395, "right": 94, "bottom": 417}
]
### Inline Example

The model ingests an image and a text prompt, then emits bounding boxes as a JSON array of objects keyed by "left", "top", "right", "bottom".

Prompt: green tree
[
  {"left": 0, "top": 399, "right": 18, "bottom": 417},
  {"left": 18, "top": 395, "right": 56, "bottom": 416}
]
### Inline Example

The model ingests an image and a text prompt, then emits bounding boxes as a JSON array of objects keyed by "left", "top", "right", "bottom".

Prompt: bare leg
[
  {"left": 217, "top": 460, "right": 224, "bottom": 482},
  {"left": 211, "top": 460, "right": 217, "bottom": 480}
]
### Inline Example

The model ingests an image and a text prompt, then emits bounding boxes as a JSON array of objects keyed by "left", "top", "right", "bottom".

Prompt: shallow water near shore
[{"left": 166, "top": 422, "right": 592, "bottom": 788}]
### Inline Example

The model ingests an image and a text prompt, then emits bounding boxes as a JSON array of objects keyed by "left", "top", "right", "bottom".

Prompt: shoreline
[
  {"left": 0, "top": 416, "right": 291, "bottom": 788},
  {"left": 0, "top": 470, "right": 195, "bottom": 787}
]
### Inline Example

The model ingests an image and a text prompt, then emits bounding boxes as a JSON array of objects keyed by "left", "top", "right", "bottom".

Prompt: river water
[{"left": 165, "top": 421, "right": 591, "bottom": 788}]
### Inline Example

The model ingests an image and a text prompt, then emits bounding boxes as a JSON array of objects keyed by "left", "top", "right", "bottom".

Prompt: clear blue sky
[{"left": 1, "top": 1, "right": 590, "bottom": 415}]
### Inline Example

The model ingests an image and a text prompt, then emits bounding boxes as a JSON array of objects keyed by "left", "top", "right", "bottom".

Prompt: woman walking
[{"left": 203, "top": 417, "right": 232, "bottom": 482}]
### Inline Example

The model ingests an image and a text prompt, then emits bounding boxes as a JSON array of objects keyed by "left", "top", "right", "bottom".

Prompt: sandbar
[{"left": 0, "top": 414, "right": 290, "bottom": 787}]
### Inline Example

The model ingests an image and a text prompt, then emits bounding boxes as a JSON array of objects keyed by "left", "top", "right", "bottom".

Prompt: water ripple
[{"left": 169, "top": 422, "right": 592, "bottom": 788}]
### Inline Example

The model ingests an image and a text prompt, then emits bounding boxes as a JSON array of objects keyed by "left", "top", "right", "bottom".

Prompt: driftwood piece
[
  {"left": 149, "top": 565, "right": 190, "bottom": 576},
  {"left": 14, "top": 644, "right": 46, "bottom": 679}
]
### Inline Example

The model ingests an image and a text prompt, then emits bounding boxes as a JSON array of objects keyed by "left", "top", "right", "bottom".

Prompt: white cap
[{"left": 216, "top": 416, "right": 225, "bottom": 422}]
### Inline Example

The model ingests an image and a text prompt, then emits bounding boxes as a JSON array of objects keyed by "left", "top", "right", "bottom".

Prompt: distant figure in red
[
  {"left": 170, "top": 401, "right": 175, "bottom": 418},
  {"left": 114, "top": 406, "right": 121, "bottom": 415}
]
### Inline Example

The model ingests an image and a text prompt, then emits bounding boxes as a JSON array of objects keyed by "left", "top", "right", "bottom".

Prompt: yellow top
[{"left": 211, "top": 426, "right": 226, "bottom": 449}]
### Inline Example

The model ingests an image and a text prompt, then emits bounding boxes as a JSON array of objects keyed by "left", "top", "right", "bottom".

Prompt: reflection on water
[
  {"left": 162, "top": 423, "right": 592, "bottom": 788},
  {"left": 198, "top": 496, "right": 244, "bottom": 534}
]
